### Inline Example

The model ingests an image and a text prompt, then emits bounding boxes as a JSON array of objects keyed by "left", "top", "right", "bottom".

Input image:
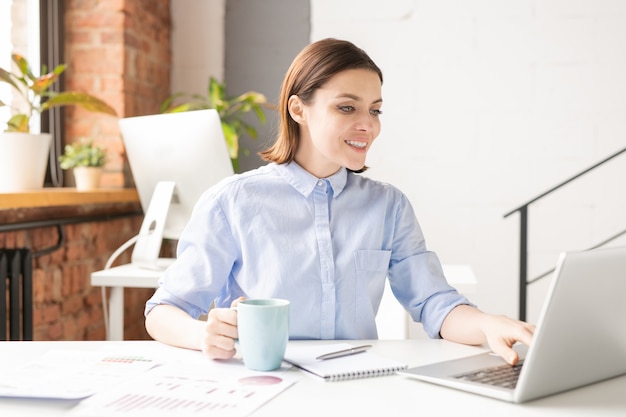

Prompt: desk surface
[
  {"left": 0, "top": 339, "right": 624, "bottom": 416},
  {"left": 91, "top": 263, "right": 163, "bottom": 288}
]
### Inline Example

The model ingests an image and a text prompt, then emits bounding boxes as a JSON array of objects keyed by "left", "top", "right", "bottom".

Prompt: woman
[{"left": 145, "top": 38, "right": 534, "bottom": 365}]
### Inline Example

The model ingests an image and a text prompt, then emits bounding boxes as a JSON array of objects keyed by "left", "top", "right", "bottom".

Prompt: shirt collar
[{"left": 276, "top": 162, "right": 348, "bottom": 198}]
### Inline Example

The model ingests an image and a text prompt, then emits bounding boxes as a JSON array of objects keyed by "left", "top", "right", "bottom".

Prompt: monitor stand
[{"left": 131, "top": 181, "right": 177, "bottom": 271}]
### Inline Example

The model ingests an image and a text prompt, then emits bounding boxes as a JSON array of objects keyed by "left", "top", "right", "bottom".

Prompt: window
[
  {"left": 1, "top": 0, "right": 65, "bottom": 187},
  {"left": 39, "top": 0, "right": 66, "bottom": 186},
  {"left": 1, "top": 0, "right": 41, "bottom": 134},
  {"left": 0, "top": 3, "right": 11, "bottom": 127}
]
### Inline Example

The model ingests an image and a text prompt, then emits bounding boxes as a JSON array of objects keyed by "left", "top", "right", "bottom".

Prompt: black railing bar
[
  {"left": 587, "top": 228, "right": 626, "bottom": 250},
  {"left": 518, "top": 206, "right": 528, "bottom": 321},
  {"left": 33, "top": 224, "right": 64, "bottom": 258},
  {"left": 0, "top": 211, "right": 142, "bottom": 233},
  {"left": 525, "top": 228, "right": 626, "bottom": 286},
  {"left": 1, "top": 212, "right": 142, "bottom": 258},
  {"left": 527, "top": 268, "right": 555, "bottom": 285},
  {"left": 504, "top": 147, "right": 626, "bottom": 218}
]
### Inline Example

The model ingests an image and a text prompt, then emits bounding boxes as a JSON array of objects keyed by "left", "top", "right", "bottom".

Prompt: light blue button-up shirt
[{"left": 145, "top": 162, "right": 472, "bottom": 339}]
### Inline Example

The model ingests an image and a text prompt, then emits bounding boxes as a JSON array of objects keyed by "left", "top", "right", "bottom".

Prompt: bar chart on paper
[
  {"left": 0, "top": 350, "right": 158, "bottom": 399},
  {"left": 98, "top": 377, "right": 280, "bottom": 413},
  {"left": 71, "top": 362, "right": 299, "bottom": 416}
]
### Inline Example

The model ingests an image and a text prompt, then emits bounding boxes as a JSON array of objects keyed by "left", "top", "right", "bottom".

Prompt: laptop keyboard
[{"left": 454, "top": 360, "right": 525, "bottom": 389}]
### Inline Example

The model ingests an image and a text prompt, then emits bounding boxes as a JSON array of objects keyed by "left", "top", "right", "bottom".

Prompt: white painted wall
[
  {"left": 171, "top": 1, "right": 626, "bottom": 325},
  {"left": 311, "top": 0, "right": 626, "bottom": 322}
]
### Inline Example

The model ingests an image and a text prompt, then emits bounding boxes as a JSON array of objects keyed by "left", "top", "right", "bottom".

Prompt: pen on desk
[{"left": 315, "top": 344, "right": 373, "bottom": 360}]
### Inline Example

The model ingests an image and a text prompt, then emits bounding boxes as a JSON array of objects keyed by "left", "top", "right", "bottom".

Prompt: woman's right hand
[{"left": 200, "top": 297, "right": 245, "bottom": 359}]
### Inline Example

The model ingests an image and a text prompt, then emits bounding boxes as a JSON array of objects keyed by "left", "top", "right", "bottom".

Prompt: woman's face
[{"left": 292, "top": 68, "right": 383, "bottom": 178}]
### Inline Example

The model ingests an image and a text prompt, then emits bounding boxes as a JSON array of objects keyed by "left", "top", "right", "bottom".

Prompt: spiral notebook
[{"left": 284, "top": 343, "right": 407, "bottom": 382}]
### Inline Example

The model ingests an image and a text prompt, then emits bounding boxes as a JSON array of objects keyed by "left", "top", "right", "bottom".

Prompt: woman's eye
[
  {"left": 370, "top": 109, "right": 383, "bottom": 116},
  {"left": 338, "top": 105, "right": 355, "bottom": 113}
]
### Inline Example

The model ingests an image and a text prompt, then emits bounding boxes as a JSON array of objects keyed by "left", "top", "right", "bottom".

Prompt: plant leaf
[
  {"left": 164, "top": 103, "right": 208, "bottom": 113},
  {"left": 208, "top": 77, "right": 225, "bottom": 108},
  {"left": 160, "top": 92, "right": 187, "bottom": 112},
  {"left": 5, "top": 114, "right": 30, "bottom": 132},
  {"left": 41, "top": 92, "right": 117, "bottom": 115},
  {"left": 30, "top": 69, "right": 63, "bottom": 95},
  {"left": 221, "top": 122, "right": 239, "bottom": 160},
  {"left": 0, "top": 67, "right": 24, "bottom": 92},
  {"left": 243, "top": 124, "right": 258, "bottom": 139},
  {"left": 58, "top": 139, "right": 107, "bottom": 168},
  {"left": 11, "top": 54, "right": 34, "bottom": 80},
  {"left": 251, "top": 104, "right": 266, "bottom": 124},
  {"left": 237, "top": 91, "right": 267, "bottom": 104}
]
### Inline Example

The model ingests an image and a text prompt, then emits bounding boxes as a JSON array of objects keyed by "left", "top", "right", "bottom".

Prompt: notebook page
[{"left": 284, "top": 343, "right": 407, "bottom": 382}]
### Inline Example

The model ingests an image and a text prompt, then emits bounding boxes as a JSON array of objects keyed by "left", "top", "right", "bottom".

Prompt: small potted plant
[
  {"left": 0, "top": 53, "right": 117, "bottom": 191},
  {"left": 59, "top": 139, "right": 107, "bottom": 191},
  {"left": 160, "top": 76, "right": 273, "bottom": 172}
]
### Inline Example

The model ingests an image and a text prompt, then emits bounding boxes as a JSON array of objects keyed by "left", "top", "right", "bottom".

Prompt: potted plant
[
  {"left": 0, "top": 53, "right": 117, "bottom": 192},
  {"left": 160, "top": 76, "right": 272, "bottom": 172},
  {"left": 59, "top": 138, "right": 107, "bottom": 191}
]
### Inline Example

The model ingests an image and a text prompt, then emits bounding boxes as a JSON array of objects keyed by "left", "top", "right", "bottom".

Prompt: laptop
[{"left": 398, "top": 245, "right": 626, "bottom": 403}]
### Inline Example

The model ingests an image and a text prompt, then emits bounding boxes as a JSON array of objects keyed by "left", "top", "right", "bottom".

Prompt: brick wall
[
  {"left": 64, "top": 0, "right": 171, "bottom": 188},
  {"left": 1, "top": 216, "right": 156, "bottom": 340}
]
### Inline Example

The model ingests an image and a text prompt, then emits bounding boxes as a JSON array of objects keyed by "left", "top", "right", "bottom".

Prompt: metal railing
[{"left": 504, "top": 146, "right": 626, "bottom": 321}]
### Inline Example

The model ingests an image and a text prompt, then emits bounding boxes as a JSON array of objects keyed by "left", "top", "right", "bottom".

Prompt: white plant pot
[
  {"left": 0, "top": 132, "right": 52, "bottom": 192},
  {"left": 73, "top": 166, "right": 103, "bottom": 191}
]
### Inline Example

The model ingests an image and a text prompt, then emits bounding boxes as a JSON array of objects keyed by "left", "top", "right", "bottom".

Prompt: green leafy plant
[
  {"left": 59, "top": 138, "right": 107, "bottom": 169},
  {"left": 161, "top": 76, "right": 272, "bottom": 172},
  {"left": 0, "top": 53, "right": 117, "bottom": 133}
]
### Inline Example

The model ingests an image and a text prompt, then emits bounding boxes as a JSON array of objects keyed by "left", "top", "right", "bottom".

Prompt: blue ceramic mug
[{"left": 236, "top": 299, "right": 290, "bottom": 371}]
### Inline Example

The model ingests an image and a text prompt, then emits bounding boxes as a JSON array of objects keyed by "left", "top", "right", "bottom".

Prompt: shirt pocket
[
  {"left": 355, "top": 249, "right": 392, "bottom": 273},
  {"left": 353, "top": 250, "right": 392, "bottom": 314}
]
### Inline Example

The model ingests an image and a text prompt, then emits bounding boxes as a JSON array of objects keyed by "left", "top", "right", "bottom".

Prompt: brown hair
[{"left": 258, "top": 38, "right": 383, "bottom": 171}]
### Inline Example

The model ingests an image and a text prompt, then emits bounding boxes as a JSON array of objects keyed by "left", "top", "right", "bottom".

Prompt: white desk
[
  {"left": 90, "top": 264, "right": 163, "bottom": 340},
  {"left": 92, "top": 263, "right": 477, "bottom": 341},
  {"left": 0, "top": 339, "right": 624, "bottom": 416}
]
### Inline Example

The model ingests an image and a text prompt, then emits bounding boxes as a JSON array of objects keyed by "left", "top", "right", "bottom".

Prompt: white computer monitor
[{"left": 119, "top": 109, "right": 234, "bottom": 269}]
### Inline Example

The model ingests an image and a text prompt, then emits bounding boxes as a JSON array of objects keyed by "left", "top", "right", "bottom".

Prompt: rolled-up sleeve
[
  {"left": 386, "top": 195, "right": 474, "bottom": 338},
  {"left": 144, "top": 185, "right": 239, "bottom": 318}
]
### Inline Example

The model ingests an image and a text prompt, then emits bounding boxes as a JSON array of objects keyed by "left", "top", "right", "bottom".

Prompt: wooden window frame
[{"left": 39, "top": 0, "right": 65, "bottom": 187}]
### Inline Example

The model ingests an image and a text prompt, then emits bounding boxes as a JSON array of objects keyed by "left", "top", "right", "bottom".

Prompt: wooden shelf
[
  {"left": 0, "top": 188, "right": 140, "bottom": 210},
  {"left": 0, "top": 188, "right": 142, "bottom": 228}
]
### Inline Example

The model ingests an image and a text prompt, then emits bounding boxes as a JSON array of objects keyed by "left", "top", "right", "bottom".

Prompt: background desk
[
  {"left": 91, "top": 263, "right": 477, "bottom": 341},
  {"left": 0, "top": 339, "right": 624, "bottom": 416},
  {"left": 90, "top": 264, "right": 162, "bottom": 340}
]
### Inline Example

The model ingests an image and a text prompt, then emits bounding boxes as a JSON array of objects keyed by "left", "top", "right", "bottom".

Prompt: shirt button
[{"left": 317, "top": 180, "right": 324, "bottom": 186}]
